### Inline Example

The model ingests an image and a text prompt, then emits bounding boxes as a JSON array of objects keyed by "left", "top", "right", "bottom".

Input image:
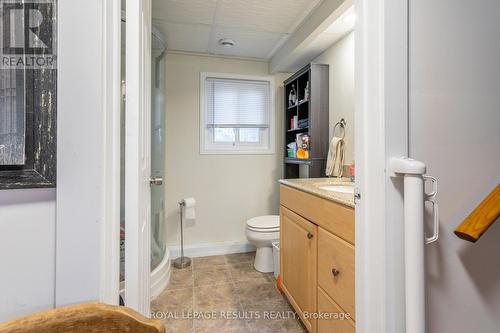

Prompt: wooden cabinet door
[{"left": 280, "top": 206, "right": 317, "bottom": 332}]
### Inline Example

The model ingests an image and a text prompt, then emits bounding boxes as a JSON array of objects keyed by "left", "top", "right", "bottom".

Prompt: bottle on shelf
[
  {"left": 288, "top": 84, "right": 297, "bottom": 107},
  {"left": 304, "top": 81, "right": 310, "bottom": 101},
  {"left": 290, "top": 115, "right": 298, "bottom": 129},
  {"left": 348, "top": 162, "right": 355, "bottom": 182}
]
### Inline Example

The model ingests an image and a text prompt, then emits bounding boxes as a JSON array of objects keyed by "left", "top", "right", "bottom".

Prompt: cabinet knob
[
  {"left": 332, "top": 268, "right": 340, "bottom": 277},
  {"left": 307, "top": 232, "right": 314, "bottom": 239}
]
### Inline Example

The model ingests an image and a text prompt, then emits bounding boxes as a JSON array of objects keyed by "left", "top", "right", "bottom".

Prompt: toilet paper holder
[{"left": 172, "top": 200, "right": 192, "bottom": 269}]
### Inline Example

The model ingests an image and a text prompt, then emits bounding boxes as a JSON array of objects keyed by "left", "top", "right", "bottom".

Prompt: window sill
[{"left": 199, "top": 148, "right": 276, "bottom": 155}]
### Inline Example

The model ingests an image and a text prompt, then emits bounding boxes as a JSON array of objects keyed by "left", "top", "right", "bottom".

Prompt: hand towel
[{"left": 325, "top": 136, "right": 345, "bottom": 177}]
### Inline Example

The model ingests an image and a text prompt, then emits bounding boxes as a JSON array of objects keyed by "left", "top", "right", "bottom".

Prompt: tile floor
[{"left": 151, "top": 252, "right": 307, "bottom": 333}]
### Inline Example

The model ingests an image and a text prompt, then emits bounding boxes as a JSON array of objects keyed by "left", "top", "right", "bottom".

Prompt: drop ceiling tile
[
  {"left": 152, "top": 0, "right": 217, "bottom": 25},
  {"left": 151, "top": 0, "right": 324, "bottom": 60},
  {"left": 153, "top": 20, "right": 211, "bottom": 53},
  {"left": 215, "top": 0, "right": 313, "bottom": 33},
  {"left": 209, "top": 26, "right": 286, "bottom": 59}
]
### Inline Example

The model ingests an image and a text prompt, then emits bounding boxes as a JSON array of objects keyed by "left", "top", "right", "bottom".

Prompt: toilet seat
[
  {"left": 247, "top": 226, "right": 280, "bottom": 233},
  {"left": 246, "top": 215, "right": 280, "bottom": 233}
]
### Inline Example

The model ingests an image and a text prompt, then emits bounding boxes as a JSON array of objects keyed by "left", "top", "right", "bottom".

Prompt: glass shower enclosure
[
  {"left": 120, "top": 21, "right": 168, "bottom": 294},
  {"left": 150, "top": 28, "right": 167, "bottom": 271}
]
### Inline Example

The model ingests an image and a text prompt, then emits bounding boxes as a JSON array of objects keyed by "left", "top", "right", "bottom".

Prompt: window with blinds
[{"left": 200, "top": 73, "right": 274, "bottom": 154}]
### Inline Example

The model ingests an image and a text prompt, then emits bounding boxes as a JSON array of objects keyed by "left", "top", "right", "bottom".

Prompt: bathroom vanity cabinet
[{"left": 280, "top": 184, "right": 355, "bottom": 333}]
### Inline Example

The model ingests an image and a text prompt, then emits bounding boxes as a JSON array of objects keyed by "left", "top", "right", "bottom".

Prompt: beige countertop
[{"left": 279, "top": 178, "right": 355, "bottom": 208}]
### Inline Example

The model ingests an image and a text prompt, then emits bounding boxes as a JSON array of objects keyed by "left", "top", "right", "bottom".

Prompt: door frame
[
  {"left": 99, "top": 0, "right": 122, "bottom": 306},
  {"left": 354, "top": 0, "right": 408, "bottom": 332},
  {"left": 99, "top": 0, "right": 153, "bottom": 314},
  {"left": 97, "top": 0, "right": 412, "bottom": 326},
  {"left": 124, "top": 0, "right": 153, "bottom": 316}
]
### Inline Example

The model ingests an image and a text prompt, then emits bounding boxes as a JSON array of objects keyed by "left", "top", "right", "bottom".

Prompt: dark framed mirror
[{"left": 0, "top": 0, "right": 57, "bottom": 189}]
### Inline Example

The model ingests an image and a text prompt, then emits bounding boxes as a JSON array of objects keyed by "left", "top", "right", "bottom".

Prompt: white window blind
[
  {"left": 200, "top": 73, "right": 274, "bottom": 154},
  {"left": 205, "top": 77, "right": 270, "bottom": 129}
]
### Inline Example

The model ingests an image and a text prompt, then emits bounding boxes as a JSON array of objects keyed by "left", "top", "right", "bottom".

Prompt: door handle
[
  {"left": 307, "top": 232, "right": 314, "bottom": 239},
  {"left": 149, "top": 177, "right": 163, "bottom": 186}
]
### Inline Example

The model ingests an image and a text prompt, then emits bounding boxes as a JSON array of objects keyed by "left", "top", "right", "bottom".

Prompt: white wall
[
  {"left": 55, "top": 0, "right": 107, "bottom": 306},
  {"left": 0, "top": 189, "right": 56, "bottom": 321},
  {"left": 409, "top": 1, "right": 500, "bottom": 332},
  {"left": 164, "top": 53, "right": 288, "bottom": 248},
  {"left": 313, "top": 31, "right": 355, "bottom": 164}
]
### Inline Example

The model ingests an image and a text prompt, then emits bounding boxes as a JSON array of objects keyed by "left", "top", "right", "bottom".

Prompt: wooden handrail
[
  {"left": 454, "top": 184, "right": 500, "bottom": 242},
  {"left": 0, "top": 303, "right": 164, "bottom": 333}
]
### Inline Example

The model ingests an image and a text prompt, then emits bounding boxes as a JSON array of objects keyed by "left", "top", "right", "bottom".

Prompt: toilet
[{"left": 245, "top": 215, "right": 280, "bottom": 273}]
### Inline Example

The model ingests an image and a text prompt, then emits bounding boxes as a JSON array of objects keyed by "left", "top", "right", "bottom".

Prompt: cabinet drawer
[
  {"left": 318, "top": 227, "right": 355, "bottom": 320},
  {"left": 318, "top": 287, "right": 355, "bottom": 333},
  {"left": 280, "top": 185, "right": 355, "bottom": 244}
]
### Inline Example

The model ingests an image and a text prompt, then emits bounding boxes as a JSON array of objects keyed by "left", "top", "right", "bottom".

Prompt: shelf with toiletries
[
  {"left": 283, "top": 63, "right": 329, "bottom": 179},
  {"left": 287, "top": 127, "right": 309, "bottom": 133},
  {"left": 286, "top": 132, "right": 311, "bottom": 160},
  {"left": 287, "top": 114, "right": 309, "bottom": 132},
  {"left": 284, "top": 157, "right": 312, "bottom": 165}
]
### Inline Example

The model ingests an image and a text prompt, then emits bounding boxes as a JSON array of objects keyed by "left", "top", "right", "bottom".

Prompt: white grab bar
[{"left": 390, "top": 157, "right": 439, "bottom": 333}]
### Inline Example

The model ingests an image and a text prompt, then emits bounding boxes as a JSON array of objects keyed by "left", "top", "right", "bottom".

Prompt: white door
[
  {"left": 125, "top": 0, "right": 152, "bottom": 316},
  {"left": 408, "top": 1, "right": 500, "bottom": 332}
]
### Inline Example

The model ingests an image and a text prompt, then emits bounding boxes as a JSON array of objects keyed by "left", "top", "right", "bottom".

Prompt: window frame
[{"left": 199, "top": 72, "right": 275, "bottom": 155}]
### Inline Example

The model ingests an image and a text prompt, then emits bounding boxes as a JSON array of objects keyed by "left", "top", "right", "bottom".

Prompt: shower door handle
[{"left": 149, "top": 177, "right": 163, "bottom": 186}]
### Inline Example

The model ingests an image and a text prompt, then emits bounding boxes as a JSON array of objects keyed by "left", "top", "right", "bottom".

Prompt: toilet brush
[{"left": 173, "top": 200, "right": 191, "bottom": 269}]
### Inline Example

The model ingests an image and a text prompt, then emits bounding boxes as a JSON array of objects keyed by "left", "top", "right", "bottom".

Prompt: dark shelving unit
[{"left": 283, "top": 63, "right": 329, "bottom": 179}]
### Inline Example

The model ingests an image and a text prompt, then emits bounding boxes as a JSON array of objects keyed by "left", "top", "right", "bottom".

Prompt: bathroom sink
[{"left": 319, "top": 185, "right": 355, "bottom": 194}]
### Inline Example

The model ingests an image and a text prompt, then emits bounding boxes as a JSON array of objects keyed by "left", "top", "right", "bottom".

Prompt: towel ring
[{"left": 333, "top": 118, "right": 347, "bottom": 140}]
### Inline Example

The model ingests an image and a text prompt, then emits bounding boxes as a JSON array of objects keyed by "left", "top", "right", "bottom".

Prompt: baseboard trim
[{"left": 168, "top": 241, "right": 255, "bottom": 258}]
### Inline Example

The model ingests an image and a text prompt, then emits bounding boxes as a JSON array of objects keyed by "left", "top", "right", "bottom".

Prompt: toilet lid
[{"left": 247, "top": 215, "right": 280, "bottom": 230}]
